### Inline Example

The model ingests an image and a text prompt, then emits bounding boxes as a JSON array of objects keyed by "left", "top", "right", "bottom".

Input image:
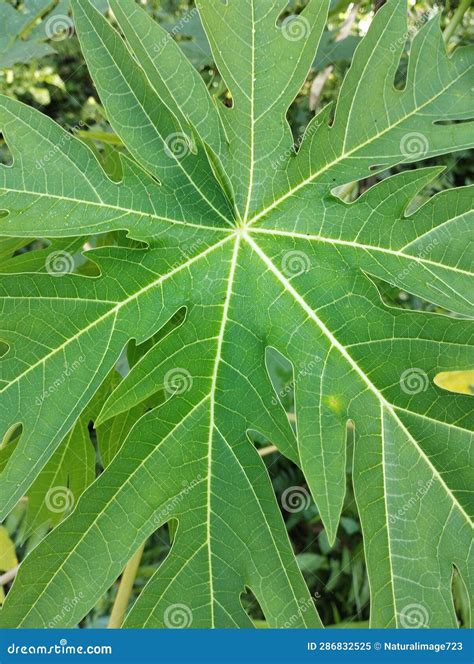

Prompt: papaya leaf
[{"left": 0, "top": 0, "right": 472, "bottom": 629}]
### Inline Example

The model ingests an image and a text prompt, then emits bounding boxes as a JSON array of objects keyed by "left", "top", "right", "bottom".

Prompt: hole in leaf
[
  {"left": 0, "top": 339, "right": 9, "bottom": 360},
  {"left": 452, "top": 564, "right": 470, "bottom": 628},
  {"left": 369, "top": 163, "right": 386, "bottom": 172},
  {"left": 240, "top": 586, "right": 266, "bottom": 626},
  {"left": 110, "top": 523, "right": 177, "bottom": 623},
  {"left": 0, "top": 132, "right": 13, "bottom": 166},
  {"left": 393, "top": 53, "right": 408, "bottom": 91},
  {"left": 0, "top": 424, "right": 23, "bottom": 474},
  {"left": 128, "top": 306, "right": 187, "bottom": 367},
  {"left": 100, "top": 145, "right": 123, "bottom": 182},
  {"left": 265, "top": 346, "right": 295, "bottom": 415},
  {"left": 1, "top": 423, "right": 22, "bottom": 451},
  {"left": 434, "top": 118, "right": 472, "bottom": 126}
]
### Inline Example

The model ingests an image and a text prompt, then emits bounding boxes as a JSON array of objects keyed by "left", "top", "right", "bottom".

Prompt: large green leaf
[{"left": 0, "top": 0, "right": 472, "bottom": 629}]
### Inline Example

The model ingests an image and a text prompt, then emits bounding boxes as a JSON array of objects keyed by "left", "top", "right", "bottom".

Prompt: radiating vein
[
  {"left": 245, "top": 233, "right": 472, "bottom": 527},
  {"left": 1, "top": 235, "right": 233, "bottom": 394}
]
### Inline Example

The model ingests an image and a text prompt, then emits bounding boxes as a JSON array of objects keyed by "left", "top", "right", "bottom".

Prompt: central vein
[{"left": 206, "top": 234, "right": 241, "bottom": 625}]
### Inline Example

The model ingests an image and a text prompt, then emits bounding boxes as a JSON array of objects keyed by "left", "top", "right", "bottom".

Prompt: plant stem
[
  {"left": 108, "top": 543, "right": 145, "bottom": 629},
  {"left": 443, "top": 0, "right": 471, "bottom": 44},
  {"left": 0, "top": 566, "right": 19, "bottom": 586},
  {"left": 258, "top": 445, "right": 278, "bottom": 457}
]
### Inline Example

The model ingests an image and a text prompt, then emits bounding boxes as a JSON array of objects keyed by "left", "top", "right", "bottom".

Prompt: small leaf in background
[{"left": 434, "top": 370, "right": 474, "bottom": 396}]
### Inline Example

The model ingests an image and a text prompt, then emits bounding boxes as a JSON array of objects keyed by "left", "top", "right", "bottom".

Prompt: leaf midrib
[
  {"left": 242, "top": 0, "right": 256, "bottom": 224},
  {"left": 245, "top": 65, "right": 472, "bottom": 228},
  {"left": 205, "top": 235, "right": 241, "bottom": 626},
  {"left": 76, "top": 1, "right": 234, "bottom": 228},
  {"left": 380, "top": 402, "right": 398, "bottom": 628},
  {"left": 0, "top": 235, "right": 233, "bottom": 394},
  {"left": 0, "top": 187, "right": 233, "bottom": 235},
  {"left": 14, "top": 395, "right": 210, "bottom": 627},
  {"left": 251, "top": 227, "right": 474, "bottom": 279},
  {"left": 245, "top": 233, "right": 472, "bottom": 528}
]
